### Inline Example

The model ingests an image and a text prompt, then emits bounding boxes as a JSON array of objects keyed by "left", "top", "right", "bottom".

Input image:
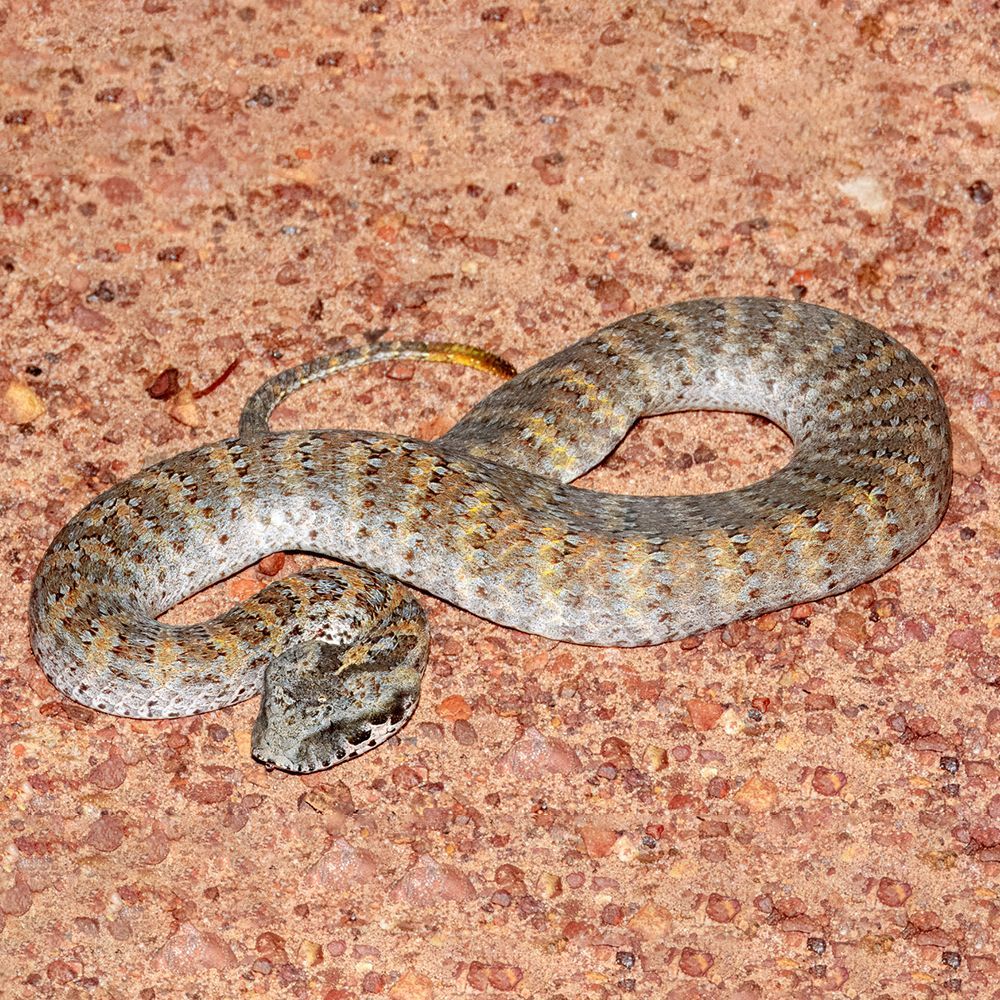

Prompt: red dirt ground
[{"left": 0, "top": 2, "right": 997, "bottom": 997}]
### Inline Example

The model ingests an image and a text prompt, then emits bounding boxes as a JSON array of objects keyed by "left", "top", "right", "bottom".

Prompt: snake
[{"left": 29, "top": 298, "right": 952, "bottom": 773}]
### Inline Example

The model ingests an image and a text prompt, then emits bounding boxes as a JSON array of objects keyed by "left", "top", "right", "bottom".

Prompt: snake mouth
[
  {"left": 250, "top": 740, "right": 358, "bottom": 774},
  {"left": 250, "top": 693, "right": 421, "bottom": 774},
  {"left": 250, "top": 727, "right": 342, "bottom": 772},
  {"left": 250, "top": 714, "right": 335, "bottom": 773},
  {"left": 252, "top": 749, "right": 310, "bottom": 774}
]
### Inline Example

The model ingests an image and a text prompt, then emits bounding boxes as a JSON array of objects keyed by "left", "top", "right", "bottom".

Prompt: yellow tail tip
[{"left": 424, "top": 343, "right": 517, "bottom": 380}]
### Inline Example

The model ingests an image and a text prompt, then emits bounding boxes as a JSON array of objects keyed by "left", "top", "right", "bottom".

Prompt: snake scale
[{"left": 29, "top": 298, "right": 952, "bottom": 772}]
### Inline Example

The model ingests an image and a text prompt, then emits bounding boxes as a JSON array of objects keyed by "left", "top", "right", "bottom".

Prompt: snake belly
[{"left": 29, "top": 298, "right": 952, "bottom": 770}]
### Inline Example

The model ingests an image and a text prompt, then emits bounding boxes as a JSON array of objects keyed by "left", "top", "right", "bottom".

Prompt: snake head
[{"left": 251, "top": 602, "right": 429, "bottom": 773}]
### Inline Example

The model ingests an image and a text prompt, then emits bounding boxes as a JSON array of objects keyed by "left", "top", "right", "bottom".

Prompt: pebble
[
  {"left": 100, "top": 176, "right": 143, "bottom": 204},
  {"left": 305, "top": 838, "right": 378, "bottom": 890},
  {"left": 947, "top": 627, "right": 983, "bottom": 654},
  {"left": 227, "top": 577, "right": 264, "bottom": 601},
  {"left": 390, "top": 971, "right": 435, "bottom": 1000},
  {"left": 275, "top": 261, "right": 305, "bottom": 286},
  {"left": 435, "top": 694, "right": 472, "bottom": 720},
  {"left": 254, "top": 930, "right": 286, "bottom": 963},
  {"left": 300, "top": 940, "right": 323, "bottom": 967},
  {"left": 47, "top": 959, "right": 82, "bottom": 983},
  {"left": 579, "top": 823, "right": 619, "bottom": 858},
  {"left": 678, "top": 947, "right": 715, "bottom": 977},
  {"left": 812, "top": 767, "right": 848, "bottom": 796},
  {"left": 463, "top": 235, "right": 499, "bottom": 257},
  {"left": 361, "top": 972, "right": 386, "bottom": 993},
  {"left": 705, "top": 894, "right": 741, "bottom": 923},
  {"left": 733, "top": 775, "right": 780, "bottom": 813},
  {"left": 147, "top": 367, "right": 180, "bottom": 400},
  {"left": 386, "top": 360, "right": 416, "bottom": 381},
  {"left": 389, "top": 856, "right": 475, "bottom": 905},
  {"left": 138, "top": 822, "right": 171, "bottom": 866},
  {"left": 589, "top": 275, "right": 631, "bottom": 314},
  {"left": 257, "top": 552, "right": 286, "bottom": 576},
  {"left": 497, "top": 727, "right": 582, "bottom": 778},
  {"left": 968, "top": 178, "right": 993, "bottom": 203},
  {"left": 88, "top": 752, "right": 127, "bottom": 790},
  {"left": 152, "top": 922, "right": 238, "bottom": 972},
  {"left": 182, "top": 780, "right": 234, "bottom": 805},
  {"left": 452, "top": 719, "right": 477, "bottom": 745},
  {"left": 876, "top": 878, "right": 913, "bottom": 907},
  {"left": 804, "top": 692, "right": 836, "bottom": 711},
  {"left": 167, "top": 387, "right": 204, "bottom": 428},
  {"left": 84, "top": 814, "right": 125, "bottom": 852},
  {"left": 72, "top": 304, "right": 112, "bottom": 332},
  {"left": 707, "top": 777, "right": 730, "bottom": 798},
  {"left": 836, "top": 174, "right": 889, "bottom": 212},
  {"left": 531, "top": 153, "right": 565, "bottom": 185},
  {"left": 756, "top": 611, "right": 781, "bottom": 632},
  {"left": 537, "top": 873, "right": 562, "bottom": 898},
  {"left": 627, "top": 901, "right": 672, "bottom": 939},
  {"left": 108, "top": 915, "right": 132, "bottom": 941},
  {"left": 951, "top": 423, "right": 984, "bottom": 477},
  {"left": 600, "top": 736, "right": 633, "bottom": 768},
  {"left": 831, "top": 610, "right": 867, "bottom": 650},
  {"left": 685, "top": 697, "right": 724, "bottom": 731},
  {"left": 0, "top": 378, "right": 45, "bottom": 425},
  {"left": 466, "top": 962, "right": 523, "bottom": 992},
  {"left": 494, "top": 864, "right": 525, "bottom": 891},
  {"left": 0, "top": 875, "right": 33, "bottom": 917}
]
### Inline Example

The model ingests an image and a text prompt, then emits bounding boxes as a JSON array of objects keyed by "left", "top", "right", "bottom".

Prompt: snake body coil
[{"left": 30, "top": 298, "right": 952, "bottom": 771}]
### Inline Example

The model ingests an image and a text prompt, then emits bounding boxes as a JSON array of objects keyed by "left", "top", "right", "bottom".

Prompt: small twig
[{"left": 193, "top": 357, "right": 241, "bottom": 399}]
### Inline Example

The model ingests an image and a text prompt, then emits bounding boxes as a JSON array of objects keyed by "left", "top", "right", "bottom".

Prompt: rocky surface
[{"left": 1, "top": 1, "right": 997, "bottom": 997}]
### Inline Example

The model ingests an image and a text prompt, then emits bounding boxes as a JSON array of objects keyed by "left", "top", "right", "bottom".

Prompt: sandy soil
[{"left": 0, "top": 1, "right": 997, "bottom": 997}]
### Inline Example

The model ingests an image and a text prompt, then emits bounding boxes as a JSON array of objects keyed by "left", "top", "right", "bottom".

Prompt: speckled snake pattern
[{"left": 30, "top": 298, "right": 952, "bottom": 772}]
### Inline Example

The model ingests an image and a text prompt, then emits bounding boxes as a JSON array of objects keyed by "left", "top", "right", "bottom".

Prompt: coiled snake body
[{"left": 30, "top": 298, "right": 952, "bottom": 772}]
